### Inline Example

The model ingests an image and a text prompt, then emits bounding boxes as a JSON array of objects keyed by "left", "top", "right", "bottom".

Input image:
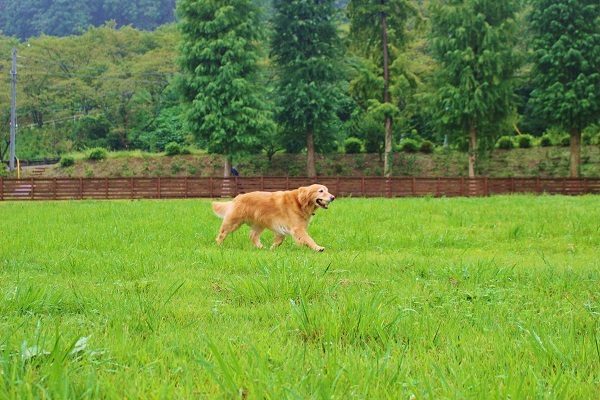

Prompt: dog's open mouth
[{"left": 316, "top": 199, "right": 330, "bottom": 209}]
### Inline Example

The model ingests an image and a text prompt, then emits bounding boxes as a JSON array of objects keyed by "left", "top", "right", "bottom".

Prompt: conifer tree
[
  {"left": 177, "top": 0, "right": 273, "bottom": 176},
  {"left": 347, "top": 0, "right": 417, "bottom": 177},
  {"left": 430, "top": 0, "right": 520, "bottom": 177},
  {"left": 270, "top": 0, "right": 342, "bottom": 178},
  {"left": 528, "top": 0, "right": 600, "bottom": 177}
]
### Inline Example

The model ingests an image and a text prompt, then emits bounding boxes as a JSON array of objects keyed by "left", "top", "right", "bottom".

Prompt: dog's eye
[{"left": 319, "top": 189, "right": 324, "bottom": 193}]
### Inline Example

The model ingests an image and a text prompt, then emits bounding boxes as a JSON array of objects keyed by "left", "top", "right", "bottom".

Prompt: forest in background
[{"left": 0, "top": 0, "right": 598, "bottom": 177}]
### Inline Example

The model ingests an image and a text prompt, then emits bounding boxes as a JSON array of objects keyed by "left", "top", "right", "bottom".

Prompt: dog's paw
[{"left": 315, "top": 246, "right": 325, "bottom": 252}]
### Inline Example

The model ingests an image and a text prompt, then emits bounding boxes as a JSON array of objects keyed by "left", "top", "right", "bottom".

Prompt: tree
[
  {"left": 429, "top": 0, "right": 520, "bottom": 177},
  {"left": 270, "top": 0, "right": 342, "bottom": 178},
  {"left": 177, "top": 0, "right": 274, "bottom": 177},
  {"left": 528, "top": 0, "right": 600, "bottom": 177},
  {"left": 347, "top": 0, "right": 418, "bottom": 177}
]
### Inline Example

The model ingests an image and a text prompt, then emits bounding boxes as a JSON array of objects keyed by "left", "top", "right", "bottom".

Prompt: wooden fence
[{"left": 1, "top": 177, "right": 599, "bottom": 201}]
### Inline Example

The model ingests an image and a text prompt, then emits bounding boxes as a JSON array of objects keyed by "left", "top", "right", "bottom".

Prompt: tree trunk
[
  {"left": 381, "top": 8, "right": 392, "bottom": 177},
  {"left": 468, "top": 126, "right": 477, "bottom": 178},
  {"left": 223, "top": 155, "right": 232, "bottom": 177},
  {"left": 307, "top": 126, "right": 316, "bottom": 178},
  {"left": 570, "top": 127, "right": 581, "bottom": 178},
  {"left": 384, "top": 116, "right": 393, "bottom": 177}
]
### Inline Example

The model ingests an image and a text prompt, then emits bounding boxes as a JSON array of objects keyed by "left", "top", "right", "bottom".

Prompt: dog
[{"left": 212, "top": 184, "right": 335, "bottom": 251}]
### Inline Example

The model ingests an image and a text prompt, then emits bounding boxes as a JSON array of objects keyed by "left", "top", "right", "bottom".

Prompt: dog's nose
[{"left": 330, "top": 195, "right": 336, "bottom": 201}]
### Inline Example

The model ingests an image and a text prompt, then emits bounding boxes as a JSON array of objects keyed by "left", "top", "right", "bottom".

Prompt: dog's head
[{"left": 298, "top": 184, "right": 336, "bottom": 211}]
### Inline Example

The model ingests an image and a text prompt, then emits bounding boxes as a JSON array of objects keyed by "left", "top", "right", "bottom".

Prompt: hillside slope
[{"left": 27, "top": 147, "right": 600, "bottom": 179}]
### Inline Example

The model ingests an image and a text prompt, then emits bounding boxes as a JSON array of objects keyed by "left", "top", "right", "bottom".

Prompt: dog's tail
[{"left": 212, "top": 201, "right": 232, "bottom": 219}]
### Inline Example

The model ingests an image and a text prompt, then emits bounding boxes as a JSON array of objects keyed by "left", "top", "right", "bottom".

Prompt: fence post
[
  {"left": 30, "top": 177, "right": 34, "bottom": 200},
  {"left": 0, "top": 178, "right": 3, "bottom": 200},
  {"left": 79, "top": 178, "right": 83, "bottom": 200},
  {"left": 158, "top": 177, "right": 161, "bottom": 199},
  {"left": 484, "top": 177, "right": 489, "bottom": 197}
]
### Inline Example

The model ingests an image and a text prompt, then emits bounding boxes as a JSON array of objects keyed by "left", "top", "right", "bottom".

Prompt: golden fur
[{"left": 212, "top": 184, "right": 336, "bottom": 251}]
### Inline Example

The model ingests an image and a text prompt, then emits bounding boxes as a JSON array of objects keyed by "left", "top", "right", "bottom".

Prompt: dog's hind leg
[
  {"left": 216, "top": 218, "right": 243, "bottom": 245},
  {"left": 249, "top": 226, "right": 265, "bottom": 248},
  {"left": 270, "top": 234, "right": 286, "bottom": 249}
]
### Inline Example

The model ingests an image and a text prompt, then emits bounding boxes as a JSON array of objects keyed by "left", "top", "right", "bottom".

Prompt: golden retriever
[{"left": 212, "top": 184, "right": 335, "bottom": 251}]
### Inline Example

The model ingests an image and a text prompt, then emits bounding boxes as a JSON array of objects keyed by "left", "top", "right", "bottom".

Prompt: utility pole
[{"left": 9, "top": 48, "right": 17, "bottom": 171}]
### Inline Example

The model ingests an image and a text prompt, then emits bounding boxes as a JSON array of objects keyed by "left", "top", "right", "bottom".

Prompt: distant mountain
[{"left": 0, "top": 0, "right": 177, "bottom": 40}]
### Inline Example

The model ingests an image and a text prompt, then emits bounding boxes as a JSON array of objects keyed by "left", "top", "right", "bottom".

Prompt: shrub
[
  {"left": 517, "top": 134, "right": 533, "bottom": 149},
  {"left": 165, "top": 142, "right": 182, "bottom": 156},
  {"left": 87, "top": 147, "right": 107, "bottom": 161},
  {"left": 399, "top": 139, "right": 418, "bottom": 153},
  {"left": 540, "top": 135, "right": 553, "bottom": 147},
  {"left": 496, "top": 136, "right": 515, "bottom": 150},
  {"left": 180, "top": 146, "right": 192, "bottom": 155},
  {"left": 419, "top": 140, "right": 435, "bottom": 154},
  {"left": 344, "top": 138, "right": 362, "bottom": 154},
  {"left": 559, "top": 135, "right": 570, "bottom": 147},
  {"left": 59, "top": 155, "right": 75, "bottom": 167}
]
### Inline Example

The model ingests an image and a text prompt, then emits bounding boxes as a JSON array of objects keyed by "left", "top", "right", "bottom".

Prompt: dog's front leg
[{"left": 292, "top": 228, "right": 324, "bottom": 252}]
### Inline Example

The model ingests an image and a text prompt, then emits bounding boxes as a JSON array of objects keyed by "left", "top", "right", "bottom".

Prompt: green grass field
[{"left": 1, "top": 195, "right": 599, "bottom": 399}]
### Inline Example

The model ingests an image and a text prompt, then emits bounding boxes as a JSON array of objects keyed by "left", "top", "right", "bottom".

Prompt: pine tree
[
  {"left": 177, "top": 0, "right": 274, "bottom": 176},
  {"left": 528, "top": 0, "right": 600, "bottom": 177},
  {"left": 270, "top": 0, "right": 342, "bottom": 178},
  {"left": 430, "top": 0, "right": 520, "bottom": 177},
  {"left": 346, "top": 0, "right": 417, "bottom": 177}
]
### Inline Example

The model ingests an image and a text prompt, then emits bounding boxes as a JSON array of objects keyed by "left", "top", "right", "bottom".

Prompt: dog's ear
[{"left": 297, "top": 186, "right": 312, "bottom": 207}]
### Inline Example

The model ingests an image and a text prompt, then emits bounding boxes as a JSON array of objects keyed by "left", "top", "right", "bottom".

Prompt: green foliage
[
  {"left": 497, "top": 136, "right": 515, "bottom": 150},
  {"left": 429, "top": 0, "right": 521, "bottom": 153},
  {"left": 344, "top": 138, "right": 363, "bottom": 154},
  {"left": 517, "top": 134, "right": 533, "bottom": 149},
  {"left": 87, "top": 147, "right": 107, "bottom": 161},
  {"left": 164, "top": 142, "right": 182, "bottom": 156},
  {"left": 419, "top": 140, "right": 435, "bottom": 154},
  {"left": 0, "top": 0, "right": 176, "bottom": 40},
  {"left": 528, "top": 0, "right": 600, "bottom": 133},
  {"left": 540, "top": 135, "right": 554, "bottom": 147},
  {"left": 399, "top": 139, "right": 418, "bottom": 153},
  {"left": 270, "top": 0, "right": 343, "bottom": 163},
  {"left": 177, "top": 0, "right": 274, "bottom": 168},
  {"left": 559, "top": 135, "right": 570, "bottom": 147},
  {"left": 59, "top": 156, "right": 75, "bottom": 167}
]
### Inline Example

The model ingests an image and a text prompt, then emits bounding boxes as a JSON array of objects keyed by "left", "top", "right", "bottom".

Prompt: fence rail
[{"left": 1, "top": 177, "right": 599, "bottom": 201}]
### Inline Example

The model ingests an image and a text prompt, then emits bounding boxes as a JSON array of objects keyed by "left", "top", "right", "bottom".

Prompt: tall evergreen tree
[
  {"left": 430, "top": 0, "right": 520, "bottom": 177},
  {"left": 270, "top": 0, "right": 342, "bottom": 178},
  {"left": 177, "top": 0, "right": 274, "bottom": 177},
  {"left": 346, "top": 0, "right": 417, "bottom": 177},
  {"left": 528, "top": 0, "right": 600, "bottom": 177}
]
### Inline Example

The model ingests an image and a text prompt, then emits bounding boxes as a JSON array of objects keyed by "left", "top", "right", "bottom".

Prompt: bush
[
  {"left": 496, "top": 136, "right": 515, "bottom": 150},
  {"left": 87, "top": 147, "right": 107, "bottom": 161},
  {"left": 344, "top": 138, "right": 362, "bottom": 154},
  {"left": 517, "top": 134, "right": 533, "bottom": 149},
  {"left": 165, "top": 142, "right": 182, "bottom": 156},
  {"left": 180, "top": 146, "right": 192, "bottom": 155},
  {"left": 419, "top": 140, "right": 435, "bottom": 154},
  {"left": 540, "top": 135, "right": 553, "bottom": 147},
  {"left": 59, "top": 155, "right": 75, "bottom": 167},
  {"left": 399, "top": 139, "right": 419, "bottom": 153},
  {"left": 559, "top": 135, "right": 570, "bottom": 147}
]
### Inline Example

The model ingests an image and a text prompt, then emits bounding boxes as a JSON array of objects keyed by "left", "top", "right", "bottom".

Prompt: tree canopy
[
  {"left": 270, "top": 0, "right": 343, "bottom": 177},
  {"left": 528, "top": 0, "right": 600, "bottom": 177},
  {"left": 177, "top": 0, "right": 274, "bottom": 176},
  {"left": 429, "top": 0, "right": 521, "bottom": 177},
  {"left": 0, "top": 0, "right": 176, "bottom": 40}
]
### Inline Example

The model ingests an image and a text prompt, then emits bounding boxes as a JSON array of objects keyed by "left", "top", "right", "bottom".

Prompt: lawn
[{"left": 1, "top": 195, "right": 599, "bottom": 398}]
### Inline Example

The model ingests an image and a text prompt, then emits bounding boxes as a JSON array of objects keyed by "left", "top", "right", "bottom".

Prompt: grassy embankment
[{"left": 17, "top": 145, "right": 600, "bottom": 178}]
